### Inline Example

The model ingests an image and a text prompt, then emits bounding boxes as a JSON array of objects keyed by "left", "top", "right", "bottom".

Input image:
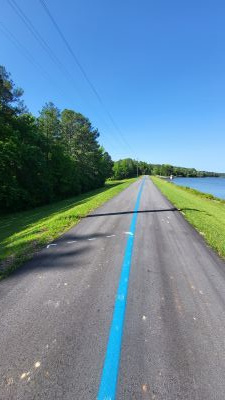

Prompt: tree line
[
  {"left": 1, "top": 66, "right": 222, "bottom": 213},
  {"left": 0, "top": 66, "right": 113, "bottom": 212},
  {"left": 113, "top": 159, "right": 221, "bottom": 179}
]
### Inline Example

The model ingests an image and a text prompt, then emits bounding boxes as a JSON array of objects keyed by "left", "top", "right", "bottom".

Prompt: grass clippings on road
[
  {"left": 0, "top": 178, "right": 136, "bottom": 279},
  {"left": 151, "top": 176, "right": 225, "bottom": 259}
]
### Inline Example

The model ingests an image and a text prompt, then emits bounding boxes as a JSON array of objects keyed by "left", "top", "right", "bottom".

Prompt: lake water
[{"left": 172, "top": 177, "right": 225, "bottom": 199}]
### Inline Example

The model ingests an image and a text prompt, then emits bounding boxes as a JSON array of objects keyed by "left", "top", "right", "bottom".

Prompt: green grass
[
  {"left": 0, "top": 178, "right": 136, "bottom": 279},
  {"left": 151, "top": 176, "right": 225, "bottom": 259}
]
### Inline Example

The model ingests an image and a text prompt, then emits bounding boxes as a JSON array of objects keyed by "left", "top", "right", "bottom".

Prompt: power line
[
  {"left": 1, "top": 22, "right": 117, "bottom": 150},
  {"left": 0, "top": 22, "right": 67, "bottom": 100},
  {"left": 7, "top": 0, "right": 80, "bottom": 94},
  {"left": 39, "top": 0, "right": 133, "bottom": 153},
  {"left": 6, "top": 0, "right": 119, "bottom": 149}
]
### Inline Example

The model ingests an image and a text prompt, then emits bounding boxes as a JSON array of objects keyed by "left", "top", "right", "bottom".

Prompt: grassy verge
[
  {"left": 0, "top": 178, "right": 136, "bottom": 279},
  {"left": 151, "top": 176, "right": 225, "bottom": 259}
]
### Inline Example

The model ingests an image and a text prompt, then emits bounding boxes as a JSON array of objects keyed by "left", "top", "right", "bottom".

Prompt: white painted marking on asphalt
[
  {"left": 88, "top": 238, "right": 96, "bottom": 241},
  {"left": 124, "top": 231, "right": 133, "bottom": 236},
  {"left": 106, "top": 235, "right": 116, "bottom": 238},
  {"left": 46, "top": 244, "right": 57, "bottom": 249},
  {"left": 67, "top": 240, "right": 77, "bottom": 244}
]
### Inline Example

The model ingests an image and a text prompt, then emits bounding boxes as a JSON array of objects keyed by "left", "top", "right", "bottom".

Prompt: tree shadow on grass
[
  {"left": 179, "top": 208, "right": 213, "bottom": 217},
  {"left": 0, "top": 181, "right": 125, "bottom": 244}
]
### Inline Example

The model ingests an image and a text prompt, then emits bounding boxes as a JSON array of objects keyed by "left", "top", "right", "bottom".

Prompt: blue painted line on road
[{"left": 97, "top": 178, "right": 145, "bottom": 400}]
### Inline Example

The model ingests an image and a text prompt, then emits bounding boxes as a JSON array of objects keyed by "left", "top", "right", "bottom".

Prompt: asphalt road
[{"left": 1, "top": 177, "right": 225, "bottom": 399}]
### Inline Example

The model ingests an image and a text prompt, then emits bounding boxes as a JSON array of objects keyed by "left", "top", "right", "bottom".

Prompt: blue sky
[{"left": 1, "top": 0, "right": 225, "bottom": 172}]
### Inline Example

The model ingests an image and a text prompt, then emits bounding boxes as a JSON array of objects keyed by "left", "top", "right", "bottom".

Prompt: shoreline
[{"left": 151, "top": 176, "right": 225, "bottom": 259}]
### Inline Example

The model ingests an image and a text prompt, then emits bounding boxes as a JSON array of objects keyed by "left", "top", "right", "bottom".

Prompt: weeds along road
[{"left": 0, "top": 176, "right": 225, "bottom": 399}]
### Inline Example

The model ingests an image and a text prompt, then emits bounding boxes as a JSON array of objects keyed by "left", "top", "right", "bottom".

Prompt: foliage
[
  {"left": 112, "top": 159, "right": 222, "bottom": 180},
  {"left": 0, "top": 178, "right": 136, "bottom": 278},
  {"left": 152, "top": 176, "right": 225, "bottom": 259},
  {"left": 0, "top": 66, "right": 113, "bottom": 212},
  {"left": 113, "top": 158, "right": 137, "bottom": 179}
]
